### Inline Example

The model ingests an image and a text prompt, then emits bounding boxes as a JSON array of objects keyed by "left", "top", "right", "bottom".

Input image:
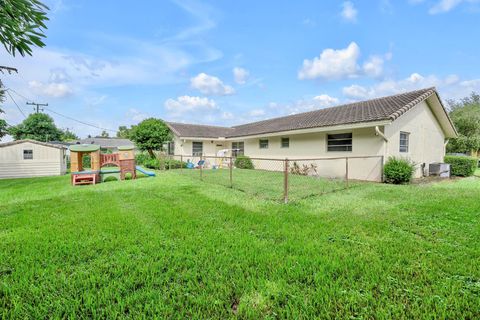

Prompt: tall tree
[
  {"left": 116, "top": 125, "right": 131, "bottom": 139},
  {"left": 0, "top": 0, "right": 49, "bottom": 57},
  {"left": 61, "top": 128, "right": 79, "bottom": 141},
  {"left": 8, "top": 113, "right": 62, "bottom": 141},
  {"left": 100, "top": 130, "right": 109, "bottom": 138},
  {"left": 129, "top": 118, "right": 171, "bottom": 158},
  {"left": 447, "top": 92, "right": 480, "bottom": 155}
]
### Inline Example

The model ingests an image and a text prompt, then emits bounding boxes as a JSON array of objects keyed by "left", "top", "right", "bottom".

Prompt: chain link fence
[{"left": 162, "top": 154, "right": 383, "bottom": 203}]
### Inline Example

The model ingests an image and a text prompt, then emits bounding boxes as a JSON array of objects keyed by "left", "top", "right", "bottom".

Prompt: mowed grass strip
[
  {"left": 0, "top": 173, "right": 479, "bottom": 318},
  {"left": 176, "top": 168, "right": 359, "bottom": 201}
]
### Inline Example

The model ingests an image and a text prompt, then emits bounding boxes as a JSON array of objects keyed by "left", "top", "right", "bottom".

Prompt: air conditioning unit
[{"left": 429, "top": 163, "right": 450, "bottom": 178}]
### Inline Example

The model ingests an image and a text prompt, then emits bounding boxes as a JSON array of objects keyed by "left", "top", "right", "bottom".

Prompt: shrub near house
[
  {"left": 234, "top": 155, "right": 254, "bottom": 169},
  {"left": 383, "top": 157, "right": 415, "bottom": 184},
  {"left": 444, "top": 155, "right": 477, "bottom": 177}
]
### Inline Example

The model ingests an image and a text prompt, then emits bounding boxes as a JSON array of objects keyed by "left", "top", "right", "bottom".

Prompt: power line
[
  {"left": 43, "top": 107, "right": 117, "bottom": 133},
  {"left": 6, "top": 88, "right": 30, "bottom": 101},
  {"left": 6, "top": 87, "right": 117, "bottom": 133},
  {"left": 5, "top": 90, "right": 27, "bottom": 118}
]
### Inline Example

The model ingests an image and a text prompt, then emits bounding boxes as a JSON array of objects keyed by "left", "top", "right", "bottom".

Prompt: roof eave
[{"left": 177, "top": 120, "right": 392, "bottom": 140}]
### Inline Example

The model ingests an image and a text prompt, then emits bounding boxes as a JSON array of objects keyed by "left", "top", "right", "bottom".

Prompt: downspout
[
  {"left": 375, "top": 126, "right": 388, "bottom": 142},
  {"left": 375, "top": 126, "right": 388, "bottom": 182}
]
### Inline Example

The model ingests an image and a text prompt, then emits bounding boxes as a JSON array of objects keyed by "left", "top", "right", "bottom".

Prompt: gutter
[{"left": 375, "top": 126, "right": 388, "bottom": 142}]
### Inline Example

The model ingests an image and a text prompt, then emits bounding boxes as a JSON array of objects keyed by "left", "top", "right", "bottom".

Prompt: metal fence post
[
  {"left": 200, "top": 154, "right": 203, "bottom": 180},
  {"left": 229, "top": 156, "right": 233, "bottom": 188},
  {"left": 380, "top": 155, "right": 385, "bottom": 182},
  {"left": 180, "top": 155, "right": 183, "bottom": 172},
  {"left": 345, "top": 157, "right": 349, "bottom": 189},
  {"left": 168, "top": 155, "right": 171, "bottom": 171},
  {"left": 284, "top": 158, "right": 289, "bottom": 204}
]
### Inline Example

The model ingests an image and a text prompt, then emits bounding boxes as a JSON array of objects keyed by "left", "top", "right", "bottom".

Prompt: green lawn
[
  {"left": 177, "top": 168, "right": 358, "bottom": 201},
  {"left": 1, "top": 173, "right": 479, "bottom": 318}
]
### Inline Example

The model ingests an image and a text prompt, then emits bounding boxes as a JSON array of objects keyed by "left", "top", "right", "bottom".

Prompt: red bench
[{"left": 71, "top": 172, "right": 97, "bottom": 186}]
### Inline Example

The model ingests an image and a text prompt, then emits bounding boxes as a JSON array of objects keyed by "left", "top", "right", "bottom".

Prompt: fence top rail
[{"left": 172, "top": 154, "right": 384, "bottom": 161}]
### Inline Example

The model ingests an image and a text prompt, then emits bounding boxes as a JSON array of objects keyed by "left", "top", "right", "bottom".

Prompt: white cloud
[
  {"left": 233, "top": 67, "right": 250, "bottom": 84},
  {"left": 298, "top": 42, "right": 360, "bottom": 80},
  {"left": 165, "top": 95, "right": 218, "bottom": 114},
  {"left": 248, "top": 109, "right": 266, "bottom": 117},
  {"left": 313, "top": 94, "right": 339, "bottom": 107},
  {"left": 341, "top": 1, "right": 358, "bottom": 22},
  {"left": 302, "top": 18, "right": 316, "bottom": 27},
  {"left": 342, "top": 73, "right": 480, "bottom": 101},
  {"left": 445, "top": 74, "right": 460, "bottom": 85},
  {"left": 263, "top": 95, "right": 341, "bottom": 118},
  {"left": 221, "top": 111, "right": 234, "bottom": 120},
  {"left": 342, "top": 84, "right": 372, "bottom": 100},
  {"left": 298, "top": 42, "right": 393, "bottom": 80},
  {"left": 363, "top": 55, "right": 385, "bottom": 78},
  {"left": 126, "top": 108, "right": 149, "bottom": 123},
  {"left": 190, "top": 73, "right": 235, "bottom": 95},
  {"left": 429, "top": 0, "right": 463, "bottom": 14},
  {"left": 28, "top": 80, "right": 73, "bottom": 98},
  {"left": 411, "top": 0, "right": 480, "bottom": 14}
]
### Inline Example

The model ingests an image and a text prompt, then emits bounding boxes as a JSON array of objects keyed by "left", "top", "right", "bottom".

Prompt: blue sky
[{"left": 1, "top": 0, "right": 480, "bottom": 139}]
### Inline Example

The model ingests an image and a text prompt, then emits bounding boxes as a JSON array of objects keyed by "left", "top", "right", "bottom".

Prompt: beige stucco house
[
  {"left": 0, "top": 140, "right": 67, "bottom": 179},
  {"left": 166, "top": 88, "right": 457, "bottom": 181}
]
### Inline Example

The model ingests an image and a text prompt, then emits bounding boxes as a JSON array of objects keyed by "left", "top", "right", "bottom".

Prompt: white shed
[{"left": 0, "top": 140, "right": 67, "bottom": 179}]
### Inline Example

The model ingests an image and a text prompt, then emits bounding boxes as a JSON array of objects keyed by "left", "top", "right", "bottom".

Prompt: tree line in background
[
  {"left": 446, "top": 92, "right": 480, "bottom": 156},
  {"left": 7, "top": 113, "right": 79, "bottom": 142}
]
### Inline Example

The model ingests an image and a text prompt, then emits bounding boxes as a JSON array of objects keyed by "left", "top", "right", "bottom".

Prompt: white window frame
[
  {"left": 281, "top": 137, "right": 289, "bottom": 148},
  {"left": 192, "top": 141, "right": 203, "bottom": 156},
  {"left": 327, "top": 133, "right": 352, "bottom": 152},
  {"left": 23, "top": 149, "right": 33, "bottom": 160},
  {"left": 399, "top": 132, "right": 410, "bottom": 153},
  {"left": 259, "top": 139, "right": 269, "bottom": 149}
]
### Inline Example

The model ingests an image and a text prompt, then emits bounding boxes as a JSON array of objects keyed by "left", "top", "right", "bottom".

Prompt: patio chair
[{"left": 195, "top": 160, "right": 205, "bottom": 169}]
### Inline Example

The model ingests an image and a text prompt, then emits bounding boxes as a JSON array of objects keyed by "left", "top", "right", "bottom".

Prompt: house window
[
  {"left": 327, "top": 133, "right": 352, "bottom": 152},
  {"left": 232, "top": 142, "right": 244, "bottom": 156},
  {"left": 167, "top": 141, "right": 175, "bottom": 155},
  {"left": 259, "top": 139, "right": 269, "bottom": 149},
  {"left": 23, "top": 149, "right": 33, "bottom": 160},
  {"left": 400, "top": 132, "right": 409, "bottom": 153},
  {"left": 281, "top": 137, "right": 289, "bottom": 148},
  {"left": 192, "top": 141, "right": 203, "bottom": 156}
]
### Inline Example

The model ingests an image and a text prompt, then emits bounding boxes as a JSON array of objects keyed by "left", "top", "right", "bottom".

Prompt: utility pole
[{"left": 26, "top": 101, "right": 48, "bottom": 113}]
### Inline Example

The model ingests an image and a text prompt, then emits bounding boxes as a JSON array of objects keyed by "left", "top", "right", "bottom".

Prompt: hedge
[
  {"left": 234, "top": 155, "right": 254, "bottom": 169},
  {"left": 383, "top": 157, "right": 415, "bottom": 184},
  {"left": 444, "top": 155, "right": 477, "bottom": 177}
]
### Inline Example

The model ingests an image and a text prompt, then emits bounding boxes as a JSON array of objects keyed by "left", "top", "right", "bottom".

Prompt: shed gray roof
[
  {"left": 72, "top": 137, "right": 134, "bottom": 148},
  {"left": 0, "top": 139, "right": 67, "bottom": 149},
  {"left": 167, "top": 88, "right": 452, "bottom": 138}
]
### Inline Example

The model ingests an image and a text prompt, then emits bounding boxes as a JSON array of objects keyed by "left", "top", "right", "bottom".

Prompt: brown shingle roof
[
  {"left": 167, "top": 88, "right": 444, "bottom": 138},
  {"left": 166, "top": 122, "right": 234, "bottom": 138}
]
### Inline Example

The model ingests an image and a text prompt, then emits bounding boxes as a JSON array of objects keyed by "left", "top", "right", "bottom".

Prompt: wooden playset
[{"left": 69, "top": 145, "right": 137, "bottom": 186}]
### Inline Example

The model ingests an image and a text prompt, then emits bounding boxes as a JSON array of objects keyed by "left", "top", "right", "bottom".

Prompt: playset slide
[{"left": 135, "top": 166, "right": 156, "bottom": 177}]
